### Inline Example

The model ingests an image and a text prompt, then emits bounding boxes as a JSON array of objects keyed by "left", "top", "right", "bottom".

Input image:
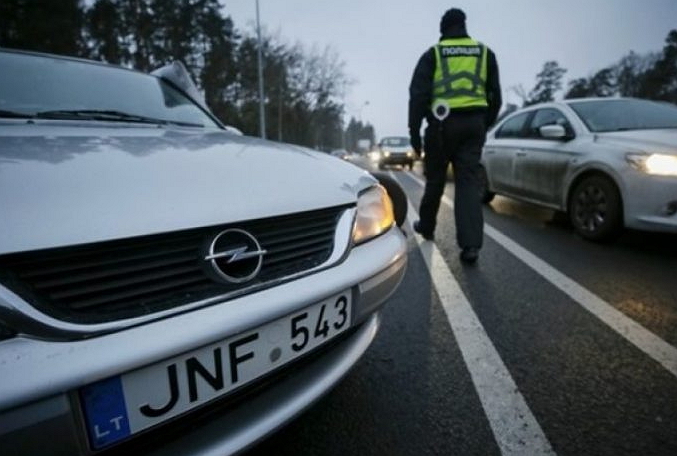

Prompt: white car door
[
  {"left": 483, "top": 111, "right": 531, "bottom": 194},
  {"left": 512, "top": 108, "right": 581, "bottom": 207}
]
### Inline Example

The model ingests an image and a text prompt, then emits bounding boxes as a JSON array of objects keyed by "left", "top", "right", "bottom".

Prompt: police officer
[{"left": 409, "top": 7, "right": 501, "bottom": 264}]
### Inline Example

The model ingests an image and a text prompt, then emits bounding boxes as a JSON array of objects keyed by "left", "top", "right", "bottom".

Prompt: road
[{"left": 245, "top": 159, "right": 677, "bottom": 456}]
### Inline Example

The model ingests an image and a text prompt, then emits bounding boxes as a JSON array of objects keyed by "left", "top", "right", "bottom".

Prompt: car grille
[{"left": 0, "top": 205, "right": 350, "bottom": 324}]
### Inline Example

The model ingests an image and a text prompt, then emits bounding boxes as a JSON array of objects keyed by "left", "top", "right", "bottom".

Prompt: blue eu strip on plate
[{"left": 80, "top": 376, "right": 131, "bottom": 449}]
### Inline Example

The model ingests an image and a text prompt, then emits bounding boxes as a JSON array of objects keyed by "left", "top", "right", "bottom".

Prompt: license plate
[{"left": 80, "top": 291, "right": 351, "bottom": 450}]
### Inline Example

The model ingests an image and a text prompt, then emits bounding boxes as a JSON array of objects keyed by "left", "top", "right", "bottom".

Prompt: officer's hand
[{"left": 409, "top": 132, "right": 422, "bottom": 157}]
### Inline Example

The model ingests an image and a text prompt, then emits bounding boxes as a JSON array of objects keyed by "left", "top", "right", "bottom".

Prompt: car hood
[
  {"left": 596, "top": 129, "right": 677, "bottom": 154},
  {"left": 0, "top": 123, "right": 375, "bottom": 254}
]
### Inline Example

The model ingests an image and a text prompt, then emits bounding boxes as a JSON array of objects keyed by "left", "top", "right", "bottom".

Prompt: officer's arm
[
  {"left": 485, "top": 49, "right": 502, "bottom": 128},
  {"left": 408, "top": 48, "right": 435, "bottom": 151}
]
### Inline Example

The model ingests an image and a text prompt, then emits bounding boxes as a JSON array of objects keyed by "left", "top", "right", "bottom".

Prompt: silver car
[
  {"left": 0, "top": 49, "right": 407, "bottom": 455},
  {"left": 377, "top": 136, "right": 416, "bottom": 170},
  {"left": 481, "top": 98, "right": 677, "bottom": 240}
]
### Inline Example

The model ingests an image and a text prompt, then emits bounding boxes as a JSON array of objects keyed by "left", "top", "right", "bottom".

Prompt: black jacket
[{"left": 408, "top": 29, "right": 502, "bottom": 134}]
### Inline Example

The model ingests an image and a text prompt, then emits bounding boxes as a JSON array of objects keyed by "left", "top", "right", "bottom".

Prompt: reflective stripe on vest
[{"left": 432, "top": 38, "right": 488, "bottom": 111}]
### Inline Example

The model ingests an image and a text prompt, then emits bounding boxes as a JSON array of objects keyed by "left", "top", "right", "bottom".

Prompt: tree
[
  {"left": 223, "top": 29, "right": 353, "bottom": 148},
  {"left": 508, "top": 84, "right": 530, "bottom": 107},
  {"left": 228, "top": 32, "right": 304, "bottom": 139},
  {"left": 344, "top": 117, "right": 376, "bottom": 152},
  {"left": 564, "top": 78, "right": 592, "bottom": 99},
  {"left": 1, "top": 0, "right": 362, "bottom": 149},
  {"left": 564, "top": 30, "right": 675, "bottom": 103},
  {"left": 524, "top": 61, "right": 567, "bottom": 106},
  {"left": 615, "top": 51, "right": 657, "bottom": 97},
  {"left": 637, "top": 29, "right": 677, "bottom": 103},
  {"left": 564, "top": 67, "right": 616, "bottom": 99},
  {"left": 589, "top": 68, "right": 616, "bottom": 97},
  {"left": 199, "top": 12, "right": 238, "bottom": 129},
  {"left": 287, "top": 43, "right": 352, "bottom": 149},
  {"left": 0, "top": 0, "right": 85, "bottom": 56},
  {"left": 85, "top": 0, "right": 129, "bottom": 63},
  {"left": 344, "top": 118, "right": 360, "bottom": 152},
  {"left": 85, "top": 0, "right": 233, "bottom": 78}
]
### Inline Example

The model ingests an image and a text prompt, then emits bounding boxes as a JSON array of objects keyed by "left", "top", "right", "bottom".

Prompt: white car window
[{"left": 495, "top": 112, "right": 530, "bottom": 139}]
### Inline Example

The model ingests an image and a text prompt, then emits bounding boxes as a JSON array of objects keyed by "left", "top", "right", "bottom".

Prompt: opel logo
[{"left": 205, "top": 229, "right": 267, "bottom": 284}]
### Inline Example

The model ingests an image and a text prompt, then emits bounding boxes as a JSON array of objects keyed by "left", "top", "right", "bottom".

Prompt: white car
[
  {"left": 481, "top": 97, "right": 677, "bottom": 240},
  {"left": 0, "top": 49, "right": 407, "bottom": 455},
  {"left": 377, "top": 136, "right": 416, "bottom": 170}
]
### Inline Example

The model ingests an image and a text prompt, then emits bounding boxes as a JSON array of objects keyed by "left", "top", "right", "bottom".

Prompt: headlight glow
[
  {"left": 627, "top": 153, "right": 677, "bottom": 176},
  {"left": 646, "top": 154, "right": 677, "bottom": 176},
  {"left": 352, "top": 185, "right": 395, "bottom": 244},
  {"left": 383, "top": 151, "right": 391, "bottom": 157}
]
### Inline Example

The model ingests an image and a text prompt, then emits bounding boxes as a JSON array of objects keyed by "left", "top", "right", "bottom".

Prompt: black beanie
[{"left": 440, "top": 8, "right": 466, "bottom": 33}]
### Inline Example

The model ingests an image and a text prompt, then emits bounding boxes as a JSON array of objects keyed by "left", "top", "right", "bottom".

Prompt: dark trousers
[{"left": 418, "top": 112, "right": 486, "bottom": 249}]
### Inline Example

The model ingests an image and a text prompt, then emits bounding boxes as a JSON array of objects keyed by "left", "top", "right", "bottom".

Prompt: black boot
[
  {"left": 460, "top": 247, "right": 479, "bottom": 264},
  {"left": 413, "top": 221, "right": 434, "bottom": 241}
]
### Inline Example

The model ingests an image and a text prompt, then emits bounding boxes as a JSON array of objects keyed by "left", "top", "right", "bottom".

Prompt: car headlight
[
  {"left": 627, "top": 153, "right": 677, "bottom": 176},
  {"left": 352, "top": 185, "right": 395, "bottom": 244},
  {"left": 383, "top": 151, "right": 391, "bottom": 157},
  {"left": 406, "top": 151, "right": 414, "bottom": 158}
]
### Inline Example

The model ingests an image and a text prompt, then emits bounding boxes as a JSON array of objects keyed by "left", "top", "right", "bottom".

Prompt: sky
[{"left": 222, "top": 0, "right": 677, "bottom": 139}]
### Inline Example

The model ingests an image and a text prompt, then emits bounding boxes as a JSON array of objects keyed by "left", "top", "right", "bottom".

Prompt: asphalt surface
[{"left": 245, "top": 159, "right": 677, "bottom": 456}]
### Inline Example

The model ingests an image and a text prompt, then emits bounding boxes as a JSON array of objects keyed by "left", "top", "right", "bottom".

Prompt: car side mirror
[
  {"left": 152, "top": 61, "right": 209, "bottom": 112},
  {"left": 539, "top": 124, "right": 568, "bottom": 140}
]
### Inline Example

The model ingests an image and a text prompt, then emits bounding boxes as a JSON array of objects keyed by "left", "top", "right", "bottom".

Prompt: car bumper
[
  {"left": 379, "top": 155, "right": 413, "bottom": 165},
  {"left": 622, "top": 172, "right": 677, "bottom": 233},
  {"left": 0, "top": 227, "right": 407, "bottom": 455}
]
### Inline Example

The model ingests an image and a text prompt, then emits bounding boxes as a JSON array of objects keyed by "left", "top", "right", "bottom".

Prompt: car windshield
[
  {"left": 568, "top": 98, "right": 677, "bottom": 132},
  {"left": 0, "top": 51, "right": 220, "bottom": 128},
  {"left": 381, "top": 137, "right": 409, "bottom": 146}
]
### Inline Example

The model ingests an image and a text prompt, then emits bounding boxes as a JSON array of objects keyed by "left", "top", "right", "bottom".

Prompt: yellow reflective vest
[{"left": 432, "top": 37, "right": 488, "bottom": 112}]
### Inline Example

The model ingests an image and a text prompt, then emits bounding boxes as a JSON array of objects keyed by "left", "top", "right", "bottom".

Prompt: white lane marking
[
  {"left": 400, "top": 192, "right": 556, "bottom": 455},
  {"left": 401, "top": 170, "right": 677, "bottom": 378}
]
